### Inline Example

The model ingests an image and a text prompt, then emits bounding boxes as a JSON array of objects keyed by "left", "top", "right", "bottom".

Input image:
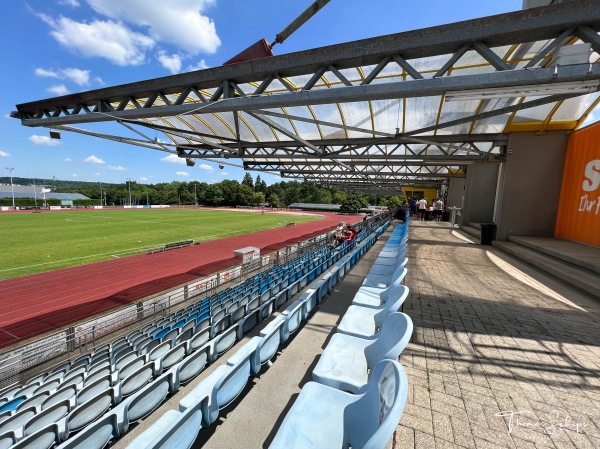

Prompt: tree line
[{"left": 0, "top": 175, "right": 404, "bottom": 211}]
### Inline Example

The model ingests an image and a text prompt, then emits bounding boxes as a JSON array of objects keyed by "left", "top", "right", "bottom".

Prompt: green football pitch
[{"left": 0, "top": 209, "right": 320, "bottom": 280}]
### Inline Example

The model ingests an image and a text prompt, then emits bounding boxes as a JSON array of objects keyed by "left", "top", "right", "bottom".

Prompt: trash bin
[{"left": 480, "top": 223, "right": 496, "bottom": 245}]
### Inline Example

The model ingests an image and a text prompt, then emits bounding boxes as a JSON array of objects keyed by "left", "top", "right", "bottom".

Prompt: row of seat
[
  {"left": 0, "top": 222, "right": 387, "bottom": 449},
  {"left": 269, "top": 220, "right": 412, "bottom": 449},
  {"left": 0, "top": 238, "right": 348, "bottom": 407},
  {"left": 122, "top": 222, "right": 390, "bottom": 449},
  {"left": 0, "top": 231, "right": 371, "bottom": 449}
]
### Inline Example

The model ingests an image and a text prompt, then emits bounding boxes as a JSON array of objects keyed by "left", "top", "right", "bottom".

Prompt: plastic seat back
[
  {"left": 23, "top": 399, "right": 69, "bottom": 437},
  {"left": 364, "top": 313, "right": 413, "bottom": 365},
  {"left": 345, "top": 360, "right": 409, "bottom": 449},
  {"left": 67, "top": 388, "right": 116, "bottom": 435}
]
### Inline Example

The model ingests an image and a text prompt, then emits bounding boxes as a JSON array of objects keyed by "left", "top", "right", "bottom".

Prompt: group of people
[
  {"left": 332, "top": 222, "right": 358, "bottom": 247},
  {"left": 405, "top": 197, "right": 446, "bottom": 221}
]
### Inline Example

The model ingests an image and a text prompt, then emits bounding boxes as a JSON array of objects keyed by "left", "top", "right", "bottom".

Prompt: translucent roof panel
[{"left": 404, "top": 97, "right": 441, "bottom": 133}]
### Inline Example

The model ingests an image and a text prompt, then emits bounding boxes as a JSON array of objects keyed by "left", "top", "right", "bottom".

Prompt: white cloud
[
  {"left": 108, "top": 165, "right": 127, "bottom": 171},
  {"left": 64, "top": 157, "right": 72, "bottom": 162},
  {"left": 188, "top": 59, "right": 209, "bottom": 71},
  {"left": 199, "top": 163, "right": 214, "bottom": 171},
  {"left": 94, "top": 76, "right": 104, "bottom": 85},
  {"left": 161, "top": 153, "right": 186, "bottom": 164},
  {"left": 29, "top": 135, "right": 61, "bottom": 146},
  {"left": 48, "top": 84, "right": 70, "bottom": 95},
  {"left": 35, "top": 67, "right": 90, "bottom": 85},
  {"left": 219, "top": 171, "right": 228, "bottom": 176},
  {"left": 84, "top": 155, "right": 105, "bottom": 164},
  {"left": 61, "top": 68, "right": 90, "bottom": 85},
  {"left": 157, "top": 51, "right": 182, "bottom": 74},
  {"left": 40, "top": 14, "right": 154, "bottom": 66},
  {"left": 59, "top": 0, "right": 80, "bottom": 6},
  {"left": 86, "top": 0, "right": 220, "bottom": 54},
  {"left": 72, "top": 173, "right": 78, "bottom": 177},
  {"left": 0, "top": 151, "right": 10, "bottom": 157},
  {"left": 35, "top": 68, "right": 60, "bottom": 78},
  {"left": 176, "top": 171, "right": 190, "bottom": 176},
  {"left": 93, "top": 172, "right": 101, "bottom": 176},
  {"left": 139, "top": 176, "right": 148, "bottom": 181}
]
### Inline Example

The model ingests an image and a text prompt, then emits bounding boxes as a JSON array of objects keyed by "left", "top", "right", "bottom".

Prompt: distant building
[{"left": 0, "top": 184, "right": 89, "bottom": 206}]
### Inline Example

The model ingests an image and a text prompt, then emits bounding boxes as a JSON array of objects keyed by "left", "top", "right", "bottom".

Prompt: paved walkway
[
  {"left": 396, "top": 221, "right": 600, "bottom": 449},
  {"left": 113, "top": 220, "right": 600, "bottom": 449}
]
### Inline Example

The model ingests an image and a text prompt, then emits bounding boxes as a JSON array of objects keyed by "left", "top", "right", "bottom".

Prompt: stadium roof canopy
[
  {"left": 12, "top": 0, "right": 600, "bottom": 195},
  {"left": 0, "top": 185, "right": 90, "bottom": 200}
]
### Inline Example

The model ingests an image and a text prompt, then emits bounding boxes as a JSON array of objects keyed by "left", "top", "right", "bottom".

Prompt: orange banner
[{"left": 555, "top": 122, "right": 600, "bottom": 247}]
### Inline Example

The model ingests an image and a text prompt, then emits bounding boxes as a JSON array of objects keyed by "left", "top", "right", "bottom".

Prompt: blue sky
[{"left": 3, "top": 0, "right": 593, "bottom": 186}]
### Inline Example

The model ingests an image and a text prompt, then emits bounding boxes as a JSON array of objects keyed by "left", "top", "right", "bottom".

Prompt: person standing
[
  {"left": 433, "top": 197, "right": 444, "bottom": 221},
  {"left": 417, "top": 197, "right": 427, "bottom": 221}
]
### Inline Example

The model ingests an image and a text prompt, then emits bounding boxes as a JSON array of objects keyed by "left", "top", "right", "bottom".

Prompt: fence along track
[{"left": 0, "top": 218, "right": 378, "bottom": 389}]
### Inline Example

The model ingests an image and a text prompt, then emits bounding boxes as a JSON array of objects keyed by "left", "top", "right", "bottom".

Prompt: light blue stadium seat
[
  {"left": 301, "top": 288, "right": 318, "bottom": 316},
  {"left": 160, "top": 342, "right": 187, "bottom": 372},
  {"left": 118, "top": 355, "right": 146, "bottom": 381},
  {"left": 115, "top": 351, "right": 137, "bottom": 372},
  {"left": 312, "top": 313, "right": 412, "bottom": 394},
  {"left": 125, "top": 404, "right": 202, "bottom": 449},
  {"left": 0, "top": 430, "right": 16, "bottom": 449},
  {"left": 119, "top": 363, "right": 154, "bottom": 398},
  {"left": 77, "top": 375, "right": 112, "bottom": 406},
  {"left": 42, "top": 385, "right": 77, "bottom": 410},
  {"left": 236, "top": 309, "right": 260, "bottom": 339},
  {"left": 360, "top": 266, "right": 407, "bottom": 295},
  {"left": 54, "top": 412, "right": 119, "bottom": 449},
  {"left": 281, "top": 299, "right": 306, "bottom": 342},
  {"left": 23, "top": 399, "right": 70, "bottom": 438},
  {"left": 27, "top": 373, "right": 47, "bottom": 386},
  {"left": 207, "top": 325, "right": 238, "bottom": 362},
  {"left": 14, "top": 382, "right": 40, "bottom": 398},
  {"left": 187, "top": 328, "right": 210, "bottom": 354},
  {"left": 167, "top": 345, "right": 210, "bottom": 391},
  {"left": 62, "top": 387, "right": 116, "bottom": 439},
  {"left": 354, "top": 273, "right": 408, "bottom": 308},
  {"left": 338, "top": 286, "right": 409, "bottom": 339},
  {"left": 369, "top": 253, "right": 408, "bottom": 276},
  {"left": 373, "top": 245, "right": 408, "bottom": 266},
  {"left": 252, "top": 316, "right": 286, "bottom": 375},
  {"left": 18, "top": 391, "right": 50, "bottom": 412},
  {"left": 179, "top": 344, "right": 252, "bottom": 426},
  {"left": 113, "top": 371, "right": 173, "bottom": 435},
  {"left": 272, "top": 290, "right": 287, "bottom": 311},
  {"left": 0, "top": 406, "right": 36, "bottom": 436},
  {"left": 85, "top": 367, "right": 113, "bottom": 388},
  {"left": 269, "top": 360, "right": 409, "bottom": 449},
  {"left": 11, "top": 423, "right": 60, "bottom": 449}
]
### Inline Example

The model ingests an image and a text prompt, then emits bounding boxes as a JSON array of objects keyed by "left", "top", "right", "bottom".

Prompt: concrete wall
[
  {"left": 446, "top": 178, "right": 465, "bottom": 225},
  {"left": 462, "top": 162, "right": 500, "bottom": 225},
  {"left": 495, "top": 131, "right": 568, "bottom": 241}
]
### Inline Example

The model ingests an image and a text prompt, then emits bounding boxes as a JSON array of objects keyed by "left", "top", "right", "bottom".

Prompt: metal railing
[{"left": 0, "top": 215, "right": 379, "bottom": 388}]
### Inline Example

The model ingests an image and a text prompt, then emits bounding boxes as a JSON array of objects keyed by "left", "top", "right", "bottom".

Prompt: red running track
[{"left": 0, "top": 211, "right": 360, "bottom": 350}]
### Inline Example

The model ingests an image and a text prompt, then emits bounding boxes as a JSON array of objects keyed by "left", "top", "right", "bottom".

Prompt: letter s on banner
[{"left": 582, "top": 160, "right": 600, "bottom": 192}]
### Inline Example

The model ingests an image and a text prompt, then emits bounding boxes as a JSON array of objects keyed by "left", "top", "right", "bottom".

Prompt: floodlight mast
[{"left": 5, "top": 167, "right": 15, "bottom": 209}]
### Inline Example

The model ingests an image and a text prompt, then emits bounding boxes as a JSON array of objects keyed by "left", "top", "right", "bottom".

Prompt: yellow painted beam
[{"left": 505, "top": 121, "right": 577, "bottom": 133}]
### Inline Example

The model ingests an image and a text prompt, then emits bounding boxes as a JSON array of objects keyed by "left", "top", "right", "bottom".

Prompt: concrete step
[
  {"left": 493, "top": 241, "right": 600, "bottom": 298},
  {"left": 508, "top": 236, "right": 600, "bottom": 275},
  {"left": 460, "top": 225, "right": 480, "bottom": 239}
]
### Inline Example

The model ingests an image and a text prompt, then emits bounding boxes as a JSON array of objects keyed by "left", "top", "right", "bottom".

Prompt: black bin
[{"left": 480, "top": 223, "right": 496, "bottom": 245}]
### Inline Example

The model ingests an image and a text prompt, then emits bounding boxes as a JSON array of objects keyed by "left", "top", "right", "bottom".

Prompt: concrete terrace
[{"left": 115, "top": 220, "right": 600, "bottom": 449}]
